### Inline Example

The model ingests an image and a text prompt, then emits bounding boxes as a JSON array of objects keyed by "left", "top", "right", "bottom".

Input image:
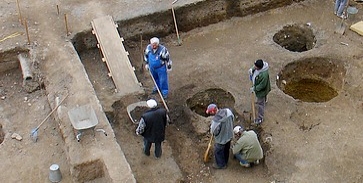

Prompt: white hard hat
[
  {"left": 233, "top": 126, "right": 243, "bottom": 134},
  {"left": 147, "top": 99, "right": 157, "bottom": 108}
]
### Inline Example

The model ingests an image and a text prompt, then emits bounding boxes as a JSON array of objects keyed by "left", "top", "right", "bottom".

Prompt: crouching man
[{"left": 232, "top": 126, "right": 263, "bottom": 167}]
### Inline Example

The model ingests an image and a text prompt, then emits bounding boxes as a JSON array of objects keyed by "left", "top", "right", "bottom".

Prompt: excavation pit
[
  {"left": 277, "top": 57, "right": 346, "bottom": 102},
  {"left": 186, "top": 88, "right": 235, "bottom": 117},
  {"left": 273, "top": 24, "right": 316, "bottom": 52}
]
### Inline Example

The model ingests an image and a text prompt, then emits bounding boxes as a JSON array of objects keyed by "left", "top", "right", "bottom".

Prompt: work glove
[
  {"left": 248, "top": 68, "right": 253, "bottom": 75},
  {"left": 167, "top": 60, "right": 172, "bottom": 72},
  {"left": 250, "top": 87, "right": 255, "bottom": 93},
  {"left": 145, "top": 64, "right": 149, "bottom": 71},
  {"left": 248, "top": 68, "right": 253, "bottom": 81}
]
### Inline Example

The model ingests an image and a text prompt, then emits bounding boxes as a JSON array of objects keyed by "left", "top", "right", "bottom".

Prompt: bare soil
[{"left": 1, "top": 0, "right": 363, "bottom": 183}]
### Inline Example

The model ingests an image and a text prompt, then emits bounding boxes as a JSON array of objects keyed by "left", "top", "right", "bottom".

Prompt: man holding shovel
[
  {"left": 144, "top": 37, "right": 172, "bottom": 99},
  {"left": 249, "top": 59, "right": 271, "bottom": 125},
  {"left": 206, "top": 104, "right": 234, "bottom": 169}
]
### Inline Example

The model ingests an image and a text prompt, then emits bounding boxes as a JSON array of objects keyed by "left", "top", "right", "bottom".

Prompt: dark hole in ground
[
  {"left": 277, "top": 57, "right": 346, "bottom": 103},
  {"left": 285, "top": 78, "right": 337, "bottom": 102},
  {"left": 186, "top": 88, "right": 235, "bottom": 117},
  {"left": 273, "top": 24, "right": 316, "bottom": 52}
]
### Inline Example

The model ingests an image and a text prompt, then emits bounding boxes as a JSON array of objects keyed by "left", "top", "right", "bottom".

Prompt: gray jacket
[{"left": 210, "top": 108, "right": 234, "bottom": 145}]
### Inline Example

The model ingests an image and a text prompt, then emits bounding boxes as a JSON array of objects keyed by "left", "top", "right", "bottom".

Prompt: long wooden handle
[
  {"left": 35, "top": 93, "right": 69, "bottom": 130},
  {"left": 203, "top": 135, "right": 213, "bottom": 163},
  {"left": 251, "top": 92, "right": 256, "bottom": 122},
  {"left": 171, "top": 5, "right": 181, "bottom": 45},
  {"left": 148, "top": 70, "right": 169, "bottom": 112},
  {"left": 250, "top": 81, "right": 256, "bottom": 122}
]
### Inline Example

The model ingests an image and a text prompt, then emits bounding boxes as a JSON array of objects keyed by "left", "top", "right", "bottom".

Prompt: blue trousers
[
  {"left": 143, "top": 138, "right": 162, "bottom": 158},
  {"left": 335, "top": 0, "right": 348, "bottom": 16},
  {"left": 150, "top": 66, "right": 168, "bottom": 98},
  {"left": 214, "top": 141, "right": 231, "bottom": 168}
]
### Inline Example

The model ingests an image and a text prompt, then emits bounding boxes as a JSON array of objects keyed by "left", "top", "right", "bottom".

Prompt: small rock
[
  {"left": 28, "top": 103, "right": 32, "bottom": 106},
  {"left": 11, "top": 133, "right": 23, "bottom": 141},
  {"left": 1, "top": 96, "right": 5, "bottom": 100},
  {"left": 24, "top": 97, "right": 28, "bottom": 101}
]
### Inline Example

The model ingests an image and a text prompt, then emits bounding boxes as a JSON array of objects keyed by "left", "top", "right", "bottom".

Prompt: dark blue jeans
[
  {"left": 143, "top": 138, "right": 162, "bottom": 158},
  {"left": 214, "top": 141, "right": 231, "bottom": 168}
]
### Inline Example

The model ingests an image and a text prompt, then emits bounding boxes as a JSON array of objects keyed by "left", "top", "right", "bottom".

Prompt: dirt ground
[{"left": 2, "top": 0, "right": 363, "bottom": 182}]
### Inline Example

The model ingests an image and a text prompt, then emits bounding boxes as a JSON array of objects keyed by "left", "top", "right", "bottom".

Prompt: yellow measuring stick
[{"left": 0, "top": 32, "right": 22, "bottom": 43}]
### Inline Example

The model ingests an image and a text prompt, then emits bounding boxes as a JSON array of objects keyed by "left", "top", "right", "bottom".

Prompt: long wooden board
[{"left": 91, "top": 15, "right": 144, "bottom": 95}]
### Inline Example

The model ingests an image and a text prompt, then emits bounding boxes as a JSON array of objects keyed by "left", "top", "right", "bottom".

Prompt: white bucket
[{"left": 49, "top": 164, "right": 62, "bottom": 182}]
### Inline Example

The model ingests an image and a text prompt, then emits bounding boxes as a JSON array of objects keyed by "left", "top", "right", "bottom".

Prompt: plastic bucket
[
  {"left": 49, "top": 164, "right": 62, "bottom": 182},
  {"left": 347, "top": 6, "right": 358, "bottom": 21}
]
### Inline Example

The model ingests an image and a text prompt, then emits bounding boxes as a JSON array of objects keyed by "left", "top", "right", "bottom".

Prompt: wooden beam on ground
[{"left": 91, "top": 15, "right": 144, "bottom": 96}]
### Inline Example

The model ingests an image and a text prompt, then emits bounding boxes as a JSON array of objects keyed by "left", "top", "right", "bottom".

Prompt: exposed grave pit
[
  {"left": 276, "top": 57, "right": 346, "bottom": 102},
  {"left": 273, "top": 24, "right": 316, "bottom": 52},
  {"left": 187, "top": 88, "right": 235, "bottom": 117}
]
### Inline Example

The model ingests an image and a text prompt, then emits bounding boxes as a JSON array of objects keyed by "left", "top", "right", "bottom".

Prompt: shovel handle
[
  {"left": 148, "top": 70, "right": 169, "bottom": 112},
  {"left": 203, "top": 135, "right": 214, "bottom": 163},
  {"left": 250, "top": 81, "right": 256, "bottom": 122},
  {"left": 34, "top": 93, "right": 69, "bottom": 130}
]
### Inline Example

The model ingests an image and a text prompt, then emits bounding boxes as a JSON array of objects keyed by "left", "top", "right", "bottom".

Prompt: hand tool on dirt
[
  {"left": 30, "top": 93, "right": 69, "bottom": 142},
  {"left": 335, "top": 16, "right": 346, "bottom": 35},
  {"left": 250, "top": 82, "right": 256, "bottom": 123},
  {"left": 148, "top": 70, "right": 169, "bottom": 112},
  {"left": 335, "top": 0, "right": 349, "bottom": 35},
  {"left": 171, "top": 0, "right": 182, "bottom": 46},
  {"left": 203, "top": 135, "right": 213, "bottom": 163}
]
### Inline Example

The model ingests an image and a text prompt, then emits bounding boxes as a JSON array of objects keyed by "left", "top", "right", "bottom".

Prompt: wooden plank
[
  {"left": 91, "top": 16, "right": 144, "bottom": 95},
  {"left": 350, "top": 21, "right": 363, "bottom": 36}
]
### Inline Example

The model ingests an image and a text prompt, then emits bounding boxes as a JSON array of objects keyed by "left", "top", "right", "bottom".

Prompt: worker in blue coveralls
[{"left": 144, "top": 37, "right": 172, "bottom": 99}]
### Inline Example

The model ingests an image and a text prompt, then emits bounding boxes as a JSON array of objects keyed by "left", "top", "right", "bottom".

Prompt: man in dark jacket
[
  {"left": 249, "top": 59, "right": 271, "bottom": 124},
  {"left": 206, "top": 104, "right": 234, "bottom": 169},
  {"left": 136, "top": 99, "right": 168, "bottom": 158}
]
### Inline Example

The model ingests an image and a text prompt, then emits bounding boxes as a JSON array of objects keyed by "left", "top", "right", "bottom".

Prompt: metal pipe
[{"left": 17, "top": 54, "right": 33, "bottom": 81}]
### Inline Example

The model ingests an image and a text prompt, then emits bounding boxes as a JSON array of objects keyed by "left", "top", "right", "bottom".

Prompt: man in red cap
[
  {"left": 206, "top": 104, "right": 234, "bottom": 169},
  {"left": 248, "top": 59, "right": 271, "bottom": 125}
]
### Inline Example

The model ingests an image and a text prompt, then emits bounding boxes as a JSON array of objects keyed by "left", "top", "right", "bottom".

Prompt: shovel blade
[
  {"left": 30, "top": 129, "right": 38, "bottom": 142},
  {"left": 335, "top": 21, "right": 346, "bottom": 35}
]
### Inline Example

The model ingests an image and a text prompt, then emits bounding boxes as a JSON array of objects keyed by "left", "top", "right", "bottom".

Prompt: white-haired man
[
  {"left": 232, "top": 125, "right": 263, "bottom": 167},
  {"left": 144, "top": 37, "right": 172, "bottom": 99},
  {"left": 136, "top": 99, "right": 168, "bottom": 158}
]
